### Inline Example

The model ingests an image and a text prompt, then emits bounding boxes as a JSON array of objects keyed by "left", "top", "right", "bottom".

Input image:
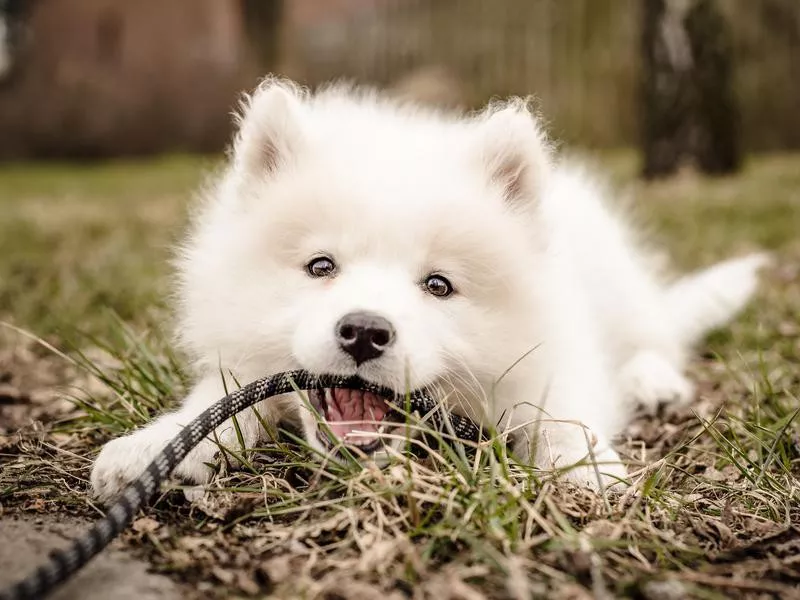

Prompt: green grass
[
  {"left": 0, "top": 155, "right": 215, "bottom": 337},
  {"left": 1, "top": 152, "right": 799, "bottom": 599}
]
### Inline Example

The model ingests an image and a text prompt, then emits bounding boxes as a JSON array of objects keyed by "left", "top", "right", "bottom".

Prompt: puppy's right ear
[{"left": 232, "top": 78, "right": 305, "bottom": 179}]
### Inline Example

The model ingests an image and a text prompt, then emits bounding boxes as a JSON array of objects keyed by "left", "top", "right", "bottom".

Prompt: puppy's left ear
[{"left": 475, "top": 99, "right": 551, "bottom": 209}]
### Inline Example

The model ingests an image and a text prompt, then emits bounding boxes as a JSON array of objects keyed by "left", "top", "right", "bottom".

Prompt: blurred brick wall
[{"left": 0, "top": 0, "right": 260, "bottom": 160}]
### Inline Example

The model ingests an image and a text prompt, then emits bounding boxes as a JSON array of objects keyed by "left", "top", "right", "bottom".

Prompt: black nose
[{"left": 335, "top": 311, "right": 396, "bottom": 365}]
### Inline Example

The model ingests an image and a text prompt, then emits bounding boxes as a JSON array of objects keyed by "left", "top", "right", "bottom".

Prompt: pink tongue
[{"left": 326, "top": 388, "right": 389, "bottom": 441}]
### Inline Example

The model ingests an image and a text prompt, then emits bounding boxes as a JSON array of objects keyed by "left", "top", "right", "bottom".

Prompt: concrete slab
[{"left": 0, "top": 516, "right": 182, "bottom": 600}]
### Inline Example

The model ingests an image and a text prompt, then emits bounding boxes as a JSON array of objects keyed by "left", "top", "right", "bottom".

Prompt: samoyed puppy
[{"left": 90, "top": 78, "right": 768, "bottom": 503}]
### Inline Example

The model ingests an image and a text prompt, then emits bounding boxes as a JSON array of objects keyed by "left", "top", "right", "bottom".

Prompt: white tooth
[{"left": 349, "top": 435, "right": 377, "bottom": 446}]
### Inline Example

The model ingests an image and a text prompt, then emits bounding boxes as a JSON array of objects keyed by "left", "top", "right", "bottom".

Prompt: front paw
[
  {"left": 90, "top": 430, "right": 216, "bottom": 504},
  {"left": 533, "top": 433, "right": 630, "bottom": 492},
  {"left": 90, "top": 433, "right": 158, "bottom": 504},
  {"left": 555, "top": 447, "right": 629, "bottom": 492}
]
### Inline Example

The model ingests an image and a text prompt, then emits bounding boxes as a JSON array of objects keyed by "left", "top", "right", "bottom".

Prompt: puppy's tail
[{"left": 666, "top": 253, "right": 771, "bottom": 346}]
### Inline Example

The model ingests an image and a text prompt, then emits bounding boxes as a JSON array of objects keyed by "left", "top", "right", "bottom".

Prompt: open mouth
[{"left": 309, "top": 387, "right": 399, "bottom": 455}]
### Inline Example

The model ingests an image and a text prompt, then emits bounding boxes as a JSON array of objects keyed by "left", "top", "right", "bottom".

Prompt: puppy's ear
[
  {"left": 232, "top": 78, "right": 305, "bottom": 179},
  {"left": 476, "top": 99, "right": 551, "bottom": 208}
]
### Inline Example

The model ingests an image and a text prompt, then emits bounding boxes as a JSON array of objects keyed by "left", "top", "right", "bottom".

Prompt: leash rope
[{"left": 0, "top": 370, "right": 481, "bottom": 600}]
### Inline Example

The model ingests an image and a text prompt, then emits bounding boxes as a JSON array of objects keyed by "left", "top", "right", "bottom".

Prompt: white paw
[
  {"left": 555, "top": 447, "right": 629, "bottom": 491},
  {"left": 91, "top": 433, "right": 159, "bottom": 504},
  {"left": 91, "top": 428, "right": 216, "bottom": 504},
  {"left": 619, "top": 351, "right": 694, "bottom": 413},
  {"left": 531, "top": 429, "right": 630, "bottom": 492}
]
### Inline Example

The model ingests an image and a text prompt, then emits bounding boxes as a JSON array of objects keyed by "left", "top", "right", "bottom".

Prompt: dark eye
[
  {"left": 306, "top": 256, "right": 337, "bottom": 278},
  {"left": 424, "top": 274, "right": 454, "bottom": 298}
]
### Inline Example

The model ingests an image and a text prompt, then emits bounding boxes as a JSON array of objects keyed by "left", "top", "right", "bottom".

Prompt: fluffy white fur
[{"left": 90, "top": 78, "right": 769, "bottom": 502}]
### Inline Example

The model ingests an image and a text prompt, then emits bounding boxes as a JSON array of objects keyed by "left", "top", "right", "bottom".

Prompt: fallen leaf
[{"left": 132, "top": 516, "right": 160, "bottom": 534}]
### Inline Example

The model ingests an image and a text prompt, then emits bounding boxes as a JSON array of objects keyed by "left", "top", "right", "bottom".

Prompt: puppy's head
[{"left": 177, "top": 79, "right": 552, "bottom": 458}]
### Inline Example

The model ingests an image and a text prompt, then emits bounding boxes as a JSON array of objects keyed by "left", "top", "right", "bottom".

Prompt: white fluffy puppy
[{"left": 91, "top": 78, "right": 768, "bottom": 502}]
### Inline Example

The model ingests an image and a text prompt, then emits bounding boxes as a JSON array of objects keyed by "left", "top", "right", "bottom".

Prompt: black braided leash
[{"left": 0, "top": 370, "right": 482, "bottom": 600}]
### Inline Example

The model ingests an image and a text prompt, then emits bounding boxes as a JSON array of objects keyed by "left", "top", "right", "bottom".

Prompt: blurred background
[
  {"left": 1, "top": 0, "right": 799, "bottom": 344},
  {"left": 1, "top": 0, "right": 798, "bottom": 168}
]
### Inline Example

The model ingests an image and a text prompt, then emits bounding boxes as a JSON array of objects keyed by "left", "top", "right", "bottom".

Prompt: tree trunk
[
  {"left": 640, "top": 0, "right": 741, "bottom": 179},
  {"left": 685, "top": 0, "right": 741, "bottom": 174},
  {"left": 640, "top": 0, "right": 692, "bottom": 178},
  {"left": 0, "top": 0, "right": 33, "bottom": 84}
]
